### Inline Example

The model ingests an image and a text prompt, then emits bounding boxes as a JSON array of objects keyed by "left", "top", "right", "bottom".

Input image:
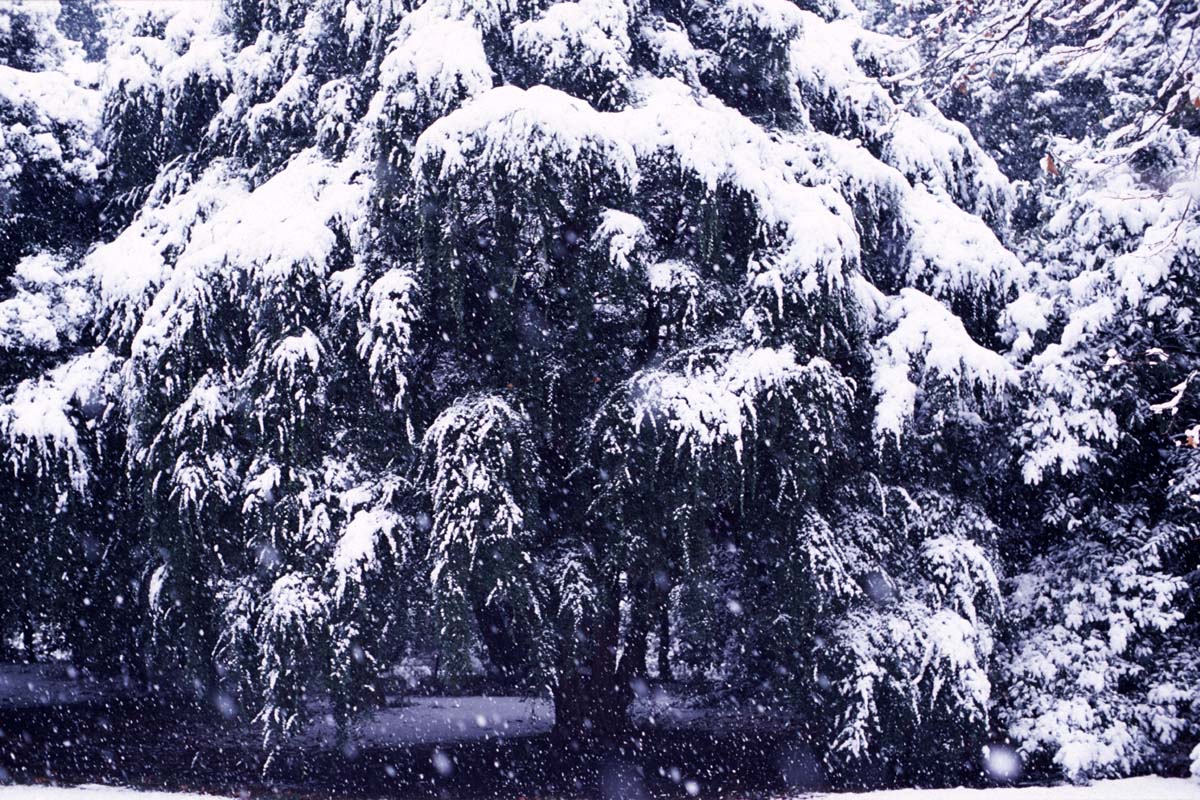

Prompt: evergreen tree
[
  {"left": 869, "top": 0, "right": 1200, "bottom": 780},
  {"left": 0, "top": 0, "right": 102, "bottom": 279},
  {"left": 1, "top": 0, "right": 1195, "bottom": 784}
]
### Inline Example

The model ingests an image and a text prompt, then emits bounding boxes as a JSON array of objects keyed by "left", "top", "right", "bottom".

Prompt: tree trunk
[
  {"left": 621, "top": 584, "right": 653, "bottom": 683},
  {"left": 554, "top": 671, "right": 630, "bottom": 739},
  {"left": 553, "top": 587, "right": 632, "bottom": 739},
  {"left": 657, "top": 595, "right": 672, "bottom": 682},
  {"left": 21, "top": 609, "right": 36, "bottom": 663},
  {"left": 473, "top": 597, "right": 527, "bottom": 682},
  {"left": 0, "top": 619, "right": 11, "bottom": 662}
]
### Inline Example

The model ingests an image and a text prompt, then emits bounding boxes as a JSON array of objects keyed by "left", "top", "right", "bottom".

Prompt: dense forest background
[{"left": 1, "top": 0, "right": 1199, "bottom": 788}]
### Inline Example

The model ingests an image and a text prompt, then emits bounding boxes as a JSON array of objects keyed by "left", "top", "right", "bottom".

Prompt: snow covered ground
[
  {"left": 0, "top": 665, "right": 130, "bottom": 710},
  {"left": 2, "top": 671, "right": 1196, "bottom": 798},
  {"left": 0, "top": 776, "right": 1198, "bottom": 799},
  {"left": 801, "top": 776, "right": 1200, "bottom": 798},
  {"left": 0, "top": 666, "right": 730, "bottom": 746},
  {"left": 301, "top": 694, "right": 553, "bottom": 747},
  {"left": 0, "top": 790, "right": 216, "bottom": 800},
  {"left": 0, "top": 663, "right": 550, "bottom": 747}
]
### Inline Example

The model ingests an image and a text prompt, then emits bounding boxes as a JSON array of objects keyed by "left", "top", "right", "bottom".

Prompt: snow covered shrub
[
  {"left": 797, "top": 489, "right": 1004, "bottom": 783},
  {"left": 0, "top": 3, "right": 101, "bottom": 275},
  {"left": 886, "top": 0, "right": 1200, "bottom": 781},
  {"left": 0, "top": 0, "right": 1021, "bottom": 759},
  {"left": 1000, "top": 540, "right": 1194, "bottom": 781},
  {"left": 0, "top": 0, "right": 71, "bottom": 72}
]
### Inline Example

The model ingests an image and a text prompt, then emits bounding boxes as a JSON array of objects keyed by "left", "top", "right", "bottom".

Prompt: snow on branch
[
  {"left": 624, "top": 344, "right": 852, "bottom": 463},
  {"left": 902, "top": 185, "right": 1026, "bottom": 299},
  {"left": 413, "top": 83, "right": 637, "bottom": 192},
  {"left": 422, "top": 394, "right": 541, "bottom": 599},
  {"left": 871, "top": 288, "right": 1017, "bottom": 442},
  {"left": 357, "top": 268, "right": 420, "bottom": 412},
  {"left": 0, "top": 348, "right": 116, "bottom": 494},
  {"left": 331, "top": 508, "right": 408, "bottom": 604},
  {"left": 513, "top": 0, "right": 632, "bottom": 108},
  {"left": 377, "top": 17, "right": 491, "bottom": 127}
]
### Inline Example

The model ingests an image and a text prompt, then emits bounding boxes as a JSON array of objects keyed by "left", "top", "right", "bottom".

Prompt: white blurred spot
[
  {"left": 984, "top": 743, "right": 1022, "bottom": 782},
  {"left": 212, "top": 691, "right": 239, "bottom": 719},
  {"left": 432, "top": 749, "right": 453, "bottom": 777}
]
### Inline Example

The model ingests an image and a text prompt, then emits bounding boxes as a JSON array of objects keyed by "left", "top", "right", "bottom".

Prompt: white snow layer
[
  {"left": 302, "top": 695, "right": 553, "bottom": 748},
  {"left": 802, "top": 777, "right": 1200, "bottom": 799},
  {"left": 0, "top": 776, "right": 1196, "bottom": 799},
  {"left": 0, "top": 664, "right": 130, "bottom": 710}
]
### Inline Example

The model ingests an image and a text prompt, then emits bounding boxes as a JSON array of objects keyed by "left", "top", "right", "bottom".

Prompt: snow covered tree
[
  {"left": 872, "top": 0, "right": 1200, "bottom": 781},
  {"left": 5, "top": 0, "right": 1196, "bottom": 784},
  {"left": 0, "top": 1, "right": 102, "bottom": 278}
]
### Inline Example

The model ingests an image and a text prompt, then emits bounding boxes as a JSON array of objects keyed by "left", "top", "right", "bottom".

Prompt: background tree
[{"left": 862, "top": 0, "right": 1200, "bottom": 780}]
